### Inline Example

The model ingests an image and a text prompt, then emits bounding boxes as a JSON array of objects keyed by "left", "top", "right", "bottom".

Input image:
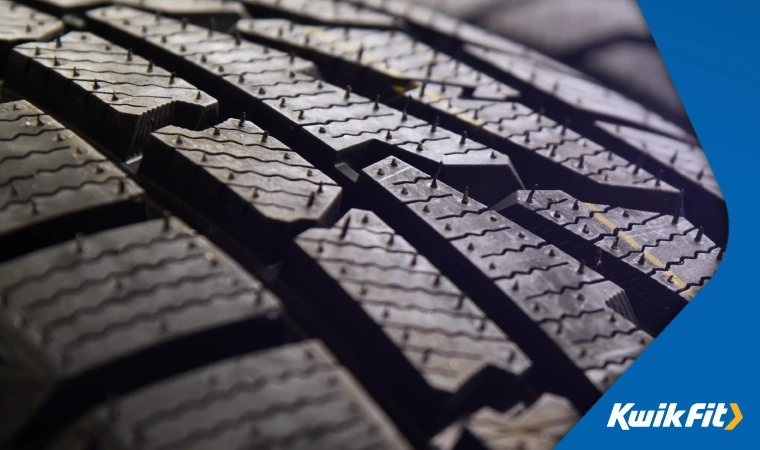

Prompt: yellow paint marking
[
  {"left": 582, "top": 202, "right": 695, "bottom": 300},
  {"left": 725, "top": 403, "right": 742, "bottom": 430}
]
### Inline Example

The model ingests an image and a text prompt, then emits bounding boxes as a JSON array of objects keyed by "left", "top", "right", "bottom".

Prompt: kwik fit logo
[{"left": 607, "top": 403, "right": 742, "bottom": 430}]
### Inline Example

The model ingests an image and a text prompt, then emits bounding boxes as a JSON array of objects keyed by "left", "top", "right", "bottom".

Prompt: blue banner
[{"left": 559, "top": 1, "right": 757, "bottom": 447}]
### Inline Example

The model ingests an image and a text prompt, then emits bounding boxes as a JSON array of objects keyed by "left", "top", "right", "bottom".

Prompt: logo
[{"left": 607, "top": 403, "right": 742, "bottom": 430}]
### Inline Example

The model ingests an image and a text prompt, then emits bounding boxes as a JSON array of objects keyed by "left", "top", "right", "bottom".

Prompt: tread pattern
[
  {"left": 87, "top": 5, "right": 524, "bottom": 205},
  {"left": 0, "top": 1, "right": 63, "bottom": 74},
  {"left": 596, "top": 121, "right": 720, "bottom": 199},
  {"left": 0, "top": 0, "right": 727, "bottom": 447},
  {"left": 496, "top": 189, "right": 722, "bottom": 335},
  {"left": 465, "top": 44, "right": 692, "bottom": 142},
  {"left": 3, "top": 31, "right": 218, "bottom": 160},
  {"left": 0, "top": 217, "right": 286, "bottom": 442},
  {"left": 238, "top": 18, "right": 520, "bottom": 99},
  {"left": 283, "top": 208, "right": 531, "bottom": 432},
  {"left": 595, "top": 120, "right": 727, "bottom": 244},
  {"left": 27, "top": 0, "right": 245, "bottom": 27},
  {"left": 433, "top": 393, "right": 579, "bottom": 450},
  {"left": 116, "top": 0, "right": 245, "bottom": 17},
  {"left": 142, "top": 118, "right": 342, "bottom": 258},
  {"left": 0, "top": 100, "right": 145, "bottom": 262},
  {"left": 21, "top": 0, "right": 106, "bottom": 15},
  {"left": 50, "top": 340, "right": 412, "bottom": 450},
  {"left": 236, "top": 17, "right": 682, "bottom": 213},
  {"left": 284, "top": 0, "right": 579, "bottom": 76},
  {"left": 242, "top": 0, "right": 397, "bottom": 28},
  {"left": 359, "top": 156, "right": 651, "bottom": 409}
]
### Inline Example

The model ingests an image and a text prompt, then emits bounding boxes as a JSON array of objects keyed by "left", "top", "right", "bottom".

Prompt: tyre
[{"left": 0, "top": 1, "right": 726, "bottom": 449}]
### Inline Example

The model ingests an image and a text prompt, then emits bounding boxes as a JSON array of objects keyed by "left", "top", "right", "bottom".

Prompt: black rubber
[
  {"left": 432, "top": 393, "right": 580, "bottom": 450},
  {"left": 494, "top": 189, "right": 721, "bottom": 336},
  {"left": 0, "top": 1, "right": 728, "bottom": 449}
]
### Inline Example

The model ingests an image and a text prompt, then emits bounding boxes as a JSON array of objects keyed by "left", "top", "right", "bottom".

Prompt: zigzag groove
[
  {"left": 131, "top": 363, "right": 332, "bottom": 433},
  {"left": 0, "top": 158, "right": 103, "bottom": 188},
  {"left": 489, "top": 262, "right": 569, "bottom": 282},
  {"left": 39, "top": 272, "right": 234, "bottom": 335},
  {"left": 0, "top": 176, "right": 125, "bottom": 212},
  {"left": 153, "top": 391, "right": 343, "bottom": 448},
  {"left": 61, "top": 286, "right": 269, "bottom": 352},
  {"left": 526, "top": 278, "right": 607, "bottom": 301},
  {"left": 1, "top": 233, "right": 195, "bottom": 297},
  {"left": 22, "top": 253, "right": 209, "bottom": 312}
]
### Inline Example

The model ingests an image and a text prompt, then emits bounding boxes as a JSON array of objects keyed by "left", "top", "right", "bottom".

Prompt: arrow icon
[{"left": 725, "top": 403, "right": 742, "bottom": 430}]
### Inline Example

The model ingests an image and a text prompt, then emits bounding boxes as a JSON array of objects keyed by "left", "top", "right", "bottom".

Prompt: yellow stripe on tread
[{"left": 582, "top": 202, "right": 695, "bottom": 300}]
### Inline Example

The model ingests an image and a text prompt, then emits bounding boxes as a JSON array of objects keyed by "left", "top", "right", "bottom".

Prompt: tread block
[
  {"left": 236, "top": 18, "right": 682, "bottom": 214},
  {"left": 49, "top": 341, "right": 412, "bottom": 450},
  {"left": 465, "top": 44, "right": 693, "bottom": 142},
  {"left": 359, "top": 156, "right": 651, "bottom": 411},
  {"left": 0, "top": 1, "right": 63, "bottom": 74},
  {"left": 116, "top": 0, "right": 247, "bottom": 29},
  {"left": 242, "top": 0, "right": 397, "bottom": 28},
  {"left": 0, "top": 217, "right": 286, "bottom": 443},
  {"left": 342, "top": 0, "right": 581, "bottom": 75},
  {"left": 3, "top": 31, "right": 218, "bottom": 160},
  {"left": 0, "top": 100, "right": 145, "bottom": 262},
  {"left": 142, "top": 118, "right": 342, "bottom": 259},
  {"left": 496, "top": 189, "right": 722, "bottom": 335},
  {"left": 237, "top": 18, "right": 519, "bottom": 99},
  {"left": 25, "top": 0, "right": 245, "bottom": 28},
  {"left": 432, "top": 393, "right": 579, "bottom": 450},
  {"left": 282, "top": 208, "right": 531, "bottom": 433},
  {"left": 595, "top": 121, "right": 727, "bottom": 244},
  {"left": 87, "top": 5, "right": 524, "bottom": 205},
  {"left": 21, "top": 0, "right": 106, "bottom": 15}
]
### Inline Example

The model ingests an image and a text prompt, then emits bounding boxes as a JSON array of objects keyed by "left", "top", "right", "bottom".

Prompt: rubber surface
[
  {"left": 141, "top": 117, "right": 343, "bottom": 259},
  {"left": 0, "top": 216, "right": 287, "bottom": 447},
  {"left": 4, "top": 31, "right": 219, "bottom": 160},
  {"left": 0, "top": 1, "right": 63, "bottom": 74},
  {"left": 235, "top": 17, "right": 682, "bottom": 214},
  {"left": 495, "top": 189, "right": 721, "bottom": 335},
  {"left": 0, "top": 1, "right": 727, "bottom": 449},
  {"left": 358, "top": 156, "right": 650, "bottom": 411},
  {"left": 48, "top": 340, "right": 412, "bottom": 450},
  {"left": 282, "top": 208, "right": 531, "bottom": 434},
  {"left": 432, "top": 393, "right": 580, "bottom": 450},
  {"left": 0, "top": 100, "right": 146, "bottom": 262}
]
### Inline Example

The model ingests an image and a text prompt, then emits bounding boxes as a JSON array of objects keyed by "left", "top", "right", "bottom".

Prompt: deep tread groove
[
  {"left": 494, "top": 189, "right": 722, "bottom": 335},
  {"left": 358, "top": 156, "right": 651, "bottom": 411},
  {"left": 0, "top": 218, "right": 287, "bottom": 447},
  {"left": 141, "top": 117, "right": 343, "bottom": 260},
  {"left": 281, "top": 209, "right": 531, "bottom": 435},
  {"left": 2, "top": 31, "right": 219, "bottom": 160}
]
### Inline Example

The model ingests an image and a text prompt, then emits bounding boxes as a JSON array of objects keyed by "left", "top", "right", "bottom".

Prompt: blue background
[{"left": 558, "top": 0, "right": 758, "bottom": 448}]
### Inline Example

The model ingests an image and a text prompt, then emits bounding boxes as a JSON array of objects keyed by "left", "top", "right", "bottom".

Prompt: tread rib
[
  {"left": 359, "top": 156, "right": 651, "bottom": 411},
  {"left": 0, "top": 217, "right": 286, "bottom": 445},
  {"left": 282, "top": 209, "right": 531, "bottom": 434},
  {"left": 87, "top": 5, "right": 524, "bottom": 205},
  {"left": 2, "top": 31, "right": 218, "bottom": 160},
  {"left": 0, "top": 100, "right": 145, "bottom": 262},
  {"left": 142, "top": 117, "right": 342, "bottom": 259},
  {"left": 495, "top": 189, "right": 722, "bottom": 335},
  {"left": 48, "top": 341, "right": 411, "bottom": 450}
]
